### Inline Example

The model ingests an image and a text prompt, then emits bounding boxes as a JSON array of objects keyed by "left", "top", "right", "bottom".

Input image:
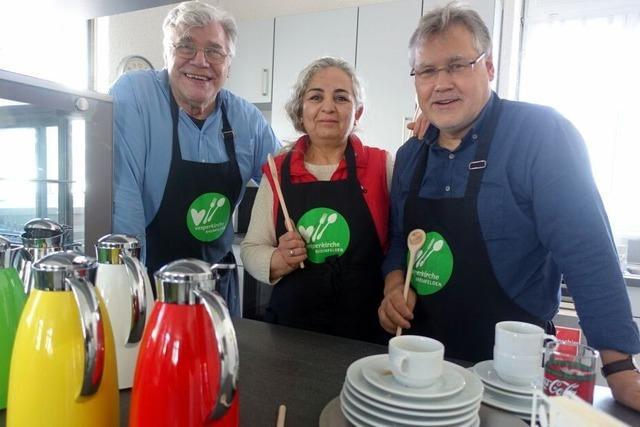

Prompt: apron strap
[
  {"left": 169, "top": 90, "right": 237, "bottom": 164},
  {"left": 220, "top": 103, "right": 237, "bottom": 164},
  {"left": 280, "top": 139, "right": 359, "bottom": 188},
  {"left": 409, "top": 139, "right": 430, "bottom": 195},
  {"left": 464, "top": 97, "right": 503, "bottom": 199},
  {"left": 407, "top": 97, "right": 504, "bottom": 201}
]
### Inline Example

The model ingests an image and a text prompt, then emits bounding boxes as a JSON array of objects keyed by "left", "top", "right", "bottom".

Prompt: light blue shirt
[
  {"left": 110, "top": 69, "right": 280, "bottom": 263},
  {"left": 383, "top": 93, "right": 640, "bottom": 354}
]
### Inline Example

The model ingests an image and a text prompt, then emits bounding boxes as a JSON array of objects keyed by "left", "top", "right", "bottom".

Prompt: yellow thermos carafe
[{"left": 7, "top": 251, "right": 118, "bottom": 427}]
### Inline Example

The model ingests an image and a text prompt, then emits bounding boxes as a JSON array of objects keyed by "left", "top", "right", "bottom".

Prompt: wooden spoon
[
  {"left": 276, "top": 404, "right": 286, "bottom": 427},
  {"left": 396, "top": 229, "right": 426, "bottom": 336},
  {"left": 267, "top": 154, "right": 304, "bottom": 269}
]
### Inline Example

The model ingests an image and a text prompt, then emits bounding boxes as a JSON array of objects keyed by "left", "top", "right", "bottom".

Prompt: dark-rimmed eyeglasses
[
  {"left": 410, "top": 52, "right": 486, "bottom": 83},
  {"left": 172, "top": 43, "right": 228, "bottom": 64}
]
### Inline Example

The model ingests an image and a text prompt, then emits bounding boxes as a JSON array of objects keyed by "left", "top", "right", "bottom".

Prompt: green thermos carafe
[{"left": 0, "top": 236, "right": 26, "bottom": 409}]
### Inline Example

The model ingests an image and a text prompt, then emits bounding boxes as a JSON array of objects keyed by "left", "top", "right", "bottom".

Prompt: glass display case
[{"left": 0, "top": 69, "right": 112, "bottom": 252}]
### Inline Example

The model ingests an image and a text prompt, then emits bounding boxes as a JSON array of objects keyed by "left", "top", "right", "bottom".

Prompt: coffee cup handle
[{"left": 391, "top": 355, "right": 409, "bottom": 374}]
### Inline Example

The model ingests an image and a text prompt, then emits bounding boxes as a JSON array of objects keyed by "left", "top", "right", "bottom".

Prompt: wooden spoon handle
[
  {"left": 267, "top": 155, "right": 304, "bottom": 269},
  {"left": 396, "top": 251, "right": 417, "bottom": 336}
]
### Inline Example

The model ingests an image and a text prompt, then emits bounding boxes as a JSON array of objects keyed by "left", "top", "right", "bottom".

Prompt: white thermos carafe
[{"left": 95, "top": 234, "right": 154, "bottom": 389}]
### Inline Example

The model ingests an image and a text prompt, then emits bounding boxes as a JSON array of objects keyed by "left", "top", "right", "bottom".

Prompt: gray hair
[
  {"left": 162, "top": 1, "right": 238, "bottom": 66},
  {"left": 408, "top": 2, "right": 491, "bottom": 68},
  {"left": 285, "top": 57, "right": 365, "bottom": 134}
]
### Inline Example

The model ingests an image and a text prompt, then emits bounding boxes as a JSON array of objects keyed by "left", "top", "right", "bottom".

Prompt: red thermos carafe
[{"left": 130, "top": 259, "right": 239, "bottom": 427}]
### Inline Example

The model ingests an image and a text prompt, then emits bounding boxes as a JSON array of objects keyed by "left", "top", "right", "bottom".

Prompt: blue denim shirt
[
  {"left": 383, "top": 93, "right": 640, "bottom": 354},
  {"left": 110, "top": 70, "right": 281, "bottom": 263}
]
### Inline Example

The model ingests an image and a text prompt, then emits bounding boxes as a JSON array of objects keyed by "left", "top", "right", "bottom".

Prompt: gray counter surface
[{"left": 2, "top": 318, "right": 639, "bottom": 426}]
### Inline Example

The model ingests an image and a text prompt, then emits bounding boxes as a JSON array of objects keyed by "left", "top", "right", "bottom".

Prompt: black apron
[
  {"left": 403, "top": 98, "right": 552, "bottom": 362},
  {"left": 266, "top": 142, "right": 386, "bottom": 343},
  {"left": 145, "top": 88, "right": 242, "bottom": 314}
]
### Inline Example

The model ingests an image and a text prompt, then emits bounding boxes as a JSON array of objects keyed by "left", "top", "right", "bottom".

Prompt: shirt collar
[{"left": 423, "top": 91, "right": 497, "bottom": 151}]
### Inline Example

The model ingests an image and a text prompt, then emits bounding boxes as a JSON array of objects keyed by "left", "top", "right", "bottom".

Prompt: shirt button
[
  {"left": 448, "top": 153, "right": 455, "bottom": 160},
  {"left": 472, "top": 134, "right": 478, "bottom": 140},
  {"left": 445, "top": 185, "right": 451, "bottom": 192}
]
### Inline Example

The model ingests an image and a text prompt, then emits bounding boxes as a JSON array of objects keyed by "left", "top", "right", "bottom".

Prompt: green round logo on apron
[
  {"left": 186, "top": 192, "right": 230, "bottom": 242},
  {"left": 297, "top": 207, "right": 350, "bottom": 264},
  {"left": 410, "top": 231, "right": 454, "bottom": 295}
]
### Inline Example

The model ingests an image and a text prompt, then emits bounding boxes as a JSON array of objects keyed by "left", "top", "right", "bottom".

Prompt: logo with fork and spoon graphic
[
  {"left": 410, "top": 231, "right": 453, "bottom": 295},
  {"left": 297, "top": 207, "right": 350, "bottom": 264},
  {"left": 186, "top": 192, "right": 231, "bottom": 241}
]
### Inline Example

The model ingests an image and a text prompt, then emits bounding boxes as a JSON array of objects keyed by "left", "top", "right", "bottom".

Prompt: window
[
  {"left": 0, "top": 71, "right": 113, "bottom": 252},
  {"left": 519, "top": 1, "right": 640, "bottom": 239},
  {"left": 0, "top": 99, "right": 84, "bottom": 244},
  {"left": 0, "top": 9, "right": 88, "bottom": 89}
]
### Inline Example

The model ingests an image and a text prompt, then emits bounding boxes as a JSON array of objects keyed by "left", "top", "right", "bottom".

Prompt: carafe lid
[
  {"left": 155, "top": 258, "right": 213, "bottom": 284},
  {"left": 23, "top": 218, "right": 65, "bottom": 238},
  {"left": 96, "top": 234, "right": 141, "bottom": 250},
  {"left": 21, "top": 218, "right": 66, "bottom": 249},
  {"left": 154, "top": 259, "right": 215, "bottom": 304},
  {"left": 32, "top": 251, "right": 97, "bottom": 291},
  {"left": 96, "top": 234, "right": 142, "bottom": 264}
]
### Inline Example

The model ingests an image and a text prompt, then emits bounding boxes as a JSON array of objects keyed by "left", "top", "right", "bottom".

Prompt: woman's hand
[{"left": 269, "top": 219, "right": 308, "bottom": 281}]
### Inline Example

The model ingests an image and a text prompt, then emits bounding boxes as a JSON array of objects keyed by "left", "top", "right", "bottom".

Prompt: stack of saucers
[
  {"left": 340, "top": 354, "right": 483, "bottom": 427},
  {"left": 470, "top": 360, "right": 536, "bottom": 421}
]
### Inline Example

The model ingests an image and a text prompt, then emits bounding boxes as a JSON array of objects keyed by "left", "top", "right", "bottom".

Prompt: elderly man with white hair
[{"left": 110, "top": 1, "right": 280, "bottom": 315}]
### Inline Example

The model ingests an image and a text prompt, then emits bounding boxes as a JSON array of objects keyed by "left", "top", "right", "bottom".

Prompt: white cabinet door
[
  {"left": 356, "top": 0, "right": 422, "bottom": 155},
  {"left": 226, "top": 18, "right": 274, "bottom": 104},
  {"left": 271, "top": 8, "right": 358, "bottom": 143},
  {"left": 422, "top": 0, "right": 503, "bottom": 68}
]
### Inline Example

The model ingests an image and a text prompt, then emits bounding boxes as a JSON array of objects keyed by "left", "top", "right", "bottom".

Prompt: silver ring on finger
[{"left": 289, "top": 249, "right": 294, "bottom": 257}]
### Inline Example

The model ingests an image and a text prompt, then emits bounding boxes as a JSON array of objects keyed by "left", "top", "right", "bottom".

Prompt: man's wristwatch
[{"left": 601, "top": 356, "right": 639, "bottom": 377}]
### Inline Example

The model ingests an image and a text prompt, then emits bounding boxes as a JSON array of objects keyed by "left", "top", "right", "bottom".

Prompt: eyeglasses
[
  {"left": 172, "top": 43, "right": 228, "bottom": 64},
  {"left": 410, "top": 52, "right": 486, "bottom": 83}
]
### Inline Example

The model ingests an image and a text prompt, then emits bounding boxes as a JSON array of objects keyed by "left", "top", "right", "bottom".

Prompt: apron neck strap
[
  {"left": 169, "top": 89, "right": 236, "bottom": 163},
  {"left": 464, "top": 97, "right": 502, "bottom": 198},
  {"left": 408, "top": 96, "right": 503, "bottom": 199},
  {"left": 282, "top": 139, "right": 358, "bottom": 185}
]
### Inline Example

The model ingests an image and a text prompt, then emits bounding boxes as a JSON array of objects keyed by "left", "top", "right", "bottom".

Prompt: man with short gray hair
[
  {"left": 379, "top": 2, "right": 640, "bottom": 410},
  {"left": 111, "top": 1, "right": 280, "bottom": 316}
]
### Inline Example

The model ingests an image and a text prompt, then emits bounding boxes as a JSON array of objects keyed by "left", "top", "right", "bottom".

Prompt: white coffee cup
[
  {"left": 494, "top": 321, "right": 555, "bottom": 385},
  {"left": 388, "top": 335, "right": 444, "bottom": 388},
  {"left": 495, "top": 321, "right": 555, "bottom": 356},
  {"left": 493, "top": 347, "right": 542, "bottom": 386}
]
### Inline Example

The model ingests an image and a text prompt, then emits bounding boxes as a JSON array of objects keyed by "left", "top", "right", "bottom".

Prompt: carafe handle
[
  {"left": 193, "top": 288, "right": 239, "bottom": 421},
  {"left": 121, "top": 253, "right": 149, "bottom": 344},
  {"left": 67, "top": 276, "right": 105, "bottom": 397},
  {"left": 11, "top": 247, "right": 33, "bottom": 293}
]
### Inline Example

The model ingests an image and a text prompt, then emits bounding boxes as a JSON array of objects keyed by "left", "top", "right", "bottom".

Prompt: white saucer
[
  {"left": 342, "top": 385, "right": 478, "bottom": 426},
  {"left": 472, "top": 360, "right": 539, "bottom": 395},
  {"left": 346, "top": 355, "right": 484, "bottom": 411},
  {"left": 362, "top": 355, "right": 466, "bottom": 399},
  {"left": 483, "top": 382, "right": 534, "bottom": 403},
  {"left": 341, "top": 390, "right": 480, "bottom": 427},
  {"left": 346, "top": 380, "right": 481, "bottom": 418},
  {"left": 482, "top": 385, "right": 533, "bottom": 417}
]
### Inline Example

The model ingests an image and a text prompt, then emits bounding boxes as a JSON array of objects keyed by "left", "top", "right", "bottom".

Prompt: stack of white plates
[
  {"left": 471, "top": 360, "right": 536, "bottom": 421},
  {"left": 340, "top": 354, "right": 483, "bottom": 427}
]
